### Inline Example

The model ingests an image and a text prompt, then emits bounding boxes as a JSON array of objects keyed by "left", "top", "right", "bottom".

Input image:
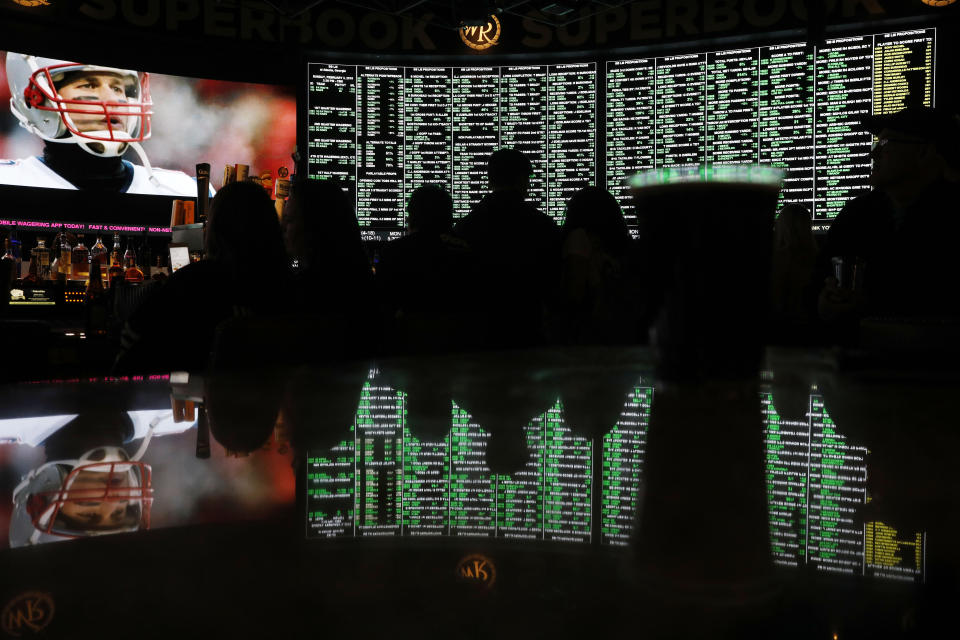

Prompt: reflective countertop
[{"left": 0, "top": 347, "right": 956, "bottom": 638}]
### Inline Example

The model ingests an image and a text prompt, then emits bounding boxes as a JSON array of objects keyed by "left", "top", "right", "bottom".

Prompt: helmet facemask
[
  {"left": 24, "top": 447, "right": 153, "bottom": 542},
  {"left": 15, "top": 57, "right": 152, "bottom": 158}
]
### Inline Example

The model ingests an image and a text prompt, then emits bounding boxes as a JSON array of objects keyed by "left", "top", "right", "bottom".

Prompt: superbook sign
[{"left": 3, "top": 0, "right": 947, "bottom": 54}]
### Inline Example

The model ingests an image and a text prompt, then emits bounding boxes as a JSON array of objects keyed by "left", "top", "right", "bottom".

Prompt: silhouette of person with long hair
[
  {"left": 116, "top": 181, "right": 290, "bottom": 373},
  {"left": 557, "top": 186, "right": 639, "bottom": 344}
]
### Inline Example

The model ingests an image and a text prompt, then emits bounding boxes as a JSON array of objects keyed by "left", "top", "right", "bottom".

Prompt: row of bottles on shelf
[{"left": 2, "top": 230, "right": 149, "bottom": 286}]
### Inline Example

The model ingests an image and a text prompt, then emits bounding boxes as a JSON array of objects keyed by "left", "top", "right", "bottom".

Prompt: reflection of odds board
[
  {"left": 600, "top": 387, "right": 651, "bottom": 547},
  {"left": 306, "top": 374, "right": 926, "bottom": 584},
  {"left": 865, "top": 521, "right": 925, "bottom": 582},
  {"left": 306, "top": 371, "right": 646, "bottom": 545},
  {"left": 307, "top": 28, "right": 935, "bottom": 240},
  {"left": 761, "top": 389, "right": 925, "bottom": 584}
]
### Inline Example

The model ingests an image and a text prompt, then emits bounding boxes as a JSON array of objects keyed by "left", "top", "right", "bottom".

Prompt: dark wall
[{"left": 0, "top": 1, "right": 958, "bottom": 87}]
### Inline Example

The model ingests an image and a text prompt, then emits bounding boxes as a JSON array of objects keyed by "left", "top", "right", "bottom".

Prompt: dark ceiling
[{"left": 258, "top": 1, "right": 633, "bottom": 29}]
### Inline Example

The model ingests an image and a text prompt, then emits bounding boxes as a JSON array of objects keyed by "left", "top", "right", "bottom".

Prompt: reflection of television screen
[
  {"left": 0, "top": 374, "right": 295, "bottom": 550},
  {"left": 307, "top": 27, "right": 935, "bottom": 238},
  {"left": 0, "top": 50, "right": 296, "bottom": 234}
]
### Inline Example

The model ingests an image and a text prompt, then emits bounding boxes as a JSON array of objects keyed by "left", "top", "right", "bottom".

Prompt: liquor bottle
[
  {"left": 32, "top": 237, "right": 51, "bottom": 280},
  {"left": 275, "top": 178, "right": 291, "bottom": 219},
  {"left": 123, "top": 240, "right": 144, "bottom": 283},
  {"left": 2, "top": 235, "right": 17, "bottom": 282},
  {"left": 140, "top": 233, "right": 152, "bottom": 279},
  {"left": 22, "top": 255, "right": 38, "bottom": 285},
  {"left": 110, "top": 232, "right": 122, "bottom": 267},
  {"left": 90, "top": 236, "right": 108, "bottom": 278},
  {"left": 58, "top": 232, "right": 72, "bottom": 277},
  {"left": 108, "top": 259, "right": 125, "bottom": 288},
  {"left": 86, "top": 256, "right": 105, "bottom": 298},
  {"left": 8, "top": 231, "right": 22, "bottom": 280},
  {"left": 85, "top": 256, "right": 107, "bottom": 336},
  {"left": 72, "top": 235, "right": 89, "bottom": 279}
]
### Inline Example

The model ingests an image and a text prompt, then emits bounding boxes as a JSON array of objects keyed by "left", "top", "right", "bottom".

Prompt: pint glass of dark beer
[{"left": 630, "top": 165, "right": 784, "bottom": 381}]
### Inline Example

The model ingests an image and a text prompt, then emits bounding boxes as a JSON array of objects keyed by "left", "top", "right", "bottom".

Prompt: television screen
[
  {"left": 0, "top": 50, "right": 296, "bottom": 234},
  {"left": 306, "top": 27, "right": 935, "bottom": 238}
]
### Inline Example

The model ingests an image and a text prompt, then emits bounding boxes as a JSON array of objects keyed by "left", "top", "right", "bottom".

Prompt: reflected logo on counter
[
  {"left": 1, "top": 591, "right": 55, "bottom": 637},
  {"left": 456, "top": 554, "right": 496, "bottom": 588}
]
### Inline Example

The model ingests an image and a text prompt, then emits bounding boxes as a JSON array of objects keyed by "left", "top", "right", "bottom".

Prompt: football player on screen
[
  {"left": 7, "top": 410, "right": 162, "bottom": 547},
  {"left": 0, "top": 53, "right": 201, "bottom": 195}
]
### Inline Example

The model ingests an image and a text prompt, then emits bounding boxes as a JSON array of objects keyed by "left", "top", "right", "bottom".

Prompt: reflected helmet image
[
  {"left": 6, "top": 53, "right": 152, "bottom": 157},
  {"left": 9, "top": 446, "right": 153, "bottom": 547}
]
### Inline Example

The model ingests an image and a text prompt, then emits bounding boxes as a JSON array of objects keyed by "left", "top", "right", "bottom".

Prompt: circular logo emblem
[
  {"left": 1, "top": 592, "right": 55, "bottom": 637},
  {"left": 10, "top": 0, "right": 51, "bottom": 7},
  {"left": 460, "top": 15, "right": 501, "bottom": 51},
  {"left": 455, "top": 553, "right": 496, "bottom": 588},
  {"left": 277, "top": 166, "right": 290, "bottom": 178}
]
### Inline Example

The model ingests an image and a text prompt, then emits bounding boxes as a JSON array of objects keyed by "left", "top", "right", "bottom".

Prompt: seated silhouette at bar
[
  {"left": 819, "top": 106, "right": 960, "bottom": 323},
  {"left": 557, "top": 186, "right": 639, "bottom": 345},
  {"left": 454, "top": 148, "right": 561, "bottom": 348},
  {"left": 283, "top": 177, "right": 373, "bottom": 318},
  {"left": 115, "top": 181, "right": 289, "bottom": 372},
  {"left": 376, "top": 184, "right": 479, "bottom": 353},
  {"left": 769, "top": 203, "right": 818, "bottom": 340}
]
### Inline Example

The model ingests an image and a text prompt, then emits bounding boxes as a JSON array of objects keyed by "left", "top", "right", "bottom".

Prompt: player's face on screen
[
  {"left": 56, "top": 72, "right": 132, "bottom": 134},
  {"left": 57, "top": 468, "right": 137, "bottom": 531}
]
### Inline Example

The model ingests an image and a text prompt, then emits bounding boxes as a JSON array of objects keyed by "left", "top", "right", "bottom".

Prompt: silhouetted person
[
  {"left": 116, "top": 181, "right": 290, "bottom": 373},
  {"left": 819, "top": 106, "right": 960, "bottom": 323},
  {"left": 0, "top": 252, "right": 11, "bottom": 317},
  {"left": 376, "top": 184, "right": 479, "bottom": 352},
  {"left": 770, "top": 204, "right": 817, "bottom": 335},
  {"left": 454, "top": 149, "right": 561, "bottom": 348},
  {"left": 557, "top": 187, "right": 639, "bottom": 344},
  {"left": 283, "top": 178, "right": 373, "bottom": 317},
  {"left": 408, "top": 183, "right": 454, "bottom": 235},
  {"left": 284, "top": 362, "right": 373, "bottom": 455},
  {"left": 206, "top": 372, "right": 285, "bottom": 455}
]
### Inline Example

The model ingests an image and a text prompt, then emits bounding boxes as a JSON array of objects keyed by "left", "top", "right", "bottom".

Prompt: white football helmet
[
  {"left": 8, "top": 413, "right": 164, "bottom": 548},
  {"left": 9, "top": 446, "right": 153, "bottom": 547},
  {"left": 6, "top": 53, "right": 152, "bottom": 159}
]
